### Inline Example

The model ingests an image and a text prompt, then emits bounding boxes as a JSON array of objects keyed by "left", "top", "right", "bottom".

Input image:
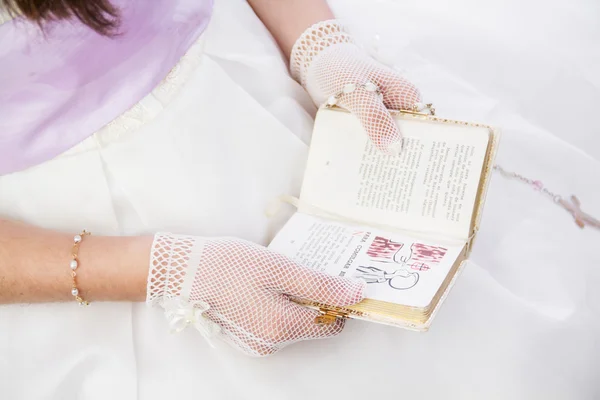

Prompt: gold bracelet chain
[{"left": 70, "top": 230, "right": 91, "bottom": 306}]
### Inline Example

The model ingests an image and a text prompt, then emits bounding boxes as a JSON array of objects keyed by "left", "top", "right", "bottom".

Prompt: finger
[
  {"left": 338, "top": 89, "right": 404, "bottom": 155},
  {"left": 282, "top": 302, "right": 346, "bottom": 342},
  {"left": 208, "top": 304, "right": 283, "bottom": 357},
  {"left": 220, "top": 328, "right": 278, "bottom": 358},
  {"left": 372, "top": 70, "right": 422, "bottom": 111},
  {"left": 271, "top": 253, "right": 366, "bottom": 307},
  {"left": 218, "top": 295, "right": 345, "bottom": 355}
]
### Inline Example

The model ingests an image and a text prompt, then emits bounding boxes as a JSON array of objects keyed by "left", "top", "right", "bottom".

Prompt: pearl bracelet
[
  {"left": 324, "top": 80, "right": 436, "bottom": 116},
  {"left": 70, "top": 230, "right": 91, "bottom": 306},
  {"left": 325, "top": 80, "right": 383, "bottom": 108}
]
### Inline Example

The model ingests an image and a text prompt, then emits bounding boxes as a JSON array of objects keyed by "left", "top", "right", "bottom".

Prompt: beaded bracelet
[
  {"left": 323, "top": 80, "right": 435, "bottom": 116},
  {"left": 324, "top": 81, "right": 383, "bottom": 108},
  {"left": 70, "top": 230, "right": 91, "bottom": 306}
]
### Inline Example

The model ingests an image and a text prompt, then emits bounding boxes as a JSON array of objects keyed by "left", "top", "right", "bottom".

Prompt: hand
[
  {"left": 147, "top": 234, "right": 365, "bottom": 356},
  {"left": 291, "top": 20, "right": 422, "bottom": 154}
]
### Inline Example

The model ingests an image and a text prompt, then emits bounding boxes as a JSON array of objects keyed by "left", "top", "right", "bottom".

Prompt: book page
[
  {"left": 299, "top": 109, "right": 490, "bottom": 240},
  {"left": 269, "top": 213, "right": 465, "bottom": 309}
]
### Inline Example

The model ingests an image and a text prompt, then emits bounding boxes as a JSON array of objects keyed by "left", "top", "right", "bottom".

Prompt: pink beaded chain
[
  {"left": 494, "top": 165, "right": 600, "bottom": 229},
  {"left": 366, "top": 34, "right": 599, "bottom": 230}
]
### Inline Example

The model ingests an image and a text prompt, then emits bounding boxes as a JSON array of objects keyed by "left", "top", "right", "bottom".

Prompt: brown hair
[{"left": 1, "top": 0, "right": 120, "bottom": 36}]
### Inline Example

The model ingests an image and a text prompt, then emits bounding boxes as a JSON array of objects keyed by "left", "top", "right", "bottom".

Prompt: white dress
[{"left": 1, "top": 1, "right": 598, "bottom": 399}]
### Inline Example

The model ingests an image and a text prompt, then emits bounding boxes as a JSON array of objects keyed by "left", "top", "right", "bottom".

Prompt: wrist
[
  {"left": 78, "top": 234, "right": 153, "bottom": 302},
  {"left": 290, "top": 19, "right": 354, "bottom": 86},
  {"left": 146, "top": 233, "right": 201, "bottom": 307}
]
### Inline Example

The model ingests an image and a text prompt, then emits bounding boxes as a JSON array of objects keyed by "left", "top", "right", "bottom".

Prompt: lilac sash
[{"left": 0, "top": 0, "right": 213, "bottom": 175}]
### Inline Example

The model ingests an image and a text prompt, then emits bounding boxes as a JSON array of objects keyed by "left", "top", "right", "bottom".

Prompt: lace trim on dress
[{"left": 62, "top": 35, "right": 207, "bottom": 156}]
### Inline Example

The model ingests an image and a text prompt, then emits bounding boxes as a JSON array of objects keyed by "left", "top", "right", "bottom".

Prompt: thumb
[
  {"left": 338, "top": 89, "right": 404, "bottom": 155},
  {"left": 274, "top": 255, "right": 366, "bottom": 306}
]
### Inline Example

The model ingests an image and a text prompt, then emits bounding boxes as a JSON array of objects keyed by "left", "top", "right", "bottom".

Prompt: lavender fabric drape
[{"left": 0, "top": 0, "right": 213, "bottom": 175}]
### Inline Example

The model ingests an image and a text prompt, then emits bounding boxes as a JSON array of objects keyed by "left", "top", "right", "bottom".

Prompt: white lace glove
[
  {"left": 146, "top": 233, "right": 365, "bottom": 357},
  {"left": 291, "top": 20, "right": 423, "bottom": 154}
]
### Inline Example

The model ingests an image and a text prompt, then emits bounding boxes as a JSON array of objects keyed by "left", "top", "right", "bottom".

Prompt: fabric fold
[{"left": 0, "top": 0, "right": 214, "bottom": 175}]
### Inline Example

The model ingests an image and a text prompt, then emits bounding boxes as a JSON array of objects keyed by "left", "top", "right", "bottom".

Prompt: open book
[{"left": 268, "top": 107, "right": 500, "bottom": 331}]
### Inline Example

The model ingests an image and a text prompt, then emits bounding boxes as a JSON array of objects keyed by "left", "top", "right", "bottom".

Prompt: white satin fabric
[{"left": 1, "top": 0, "right": 599, "bottom": 399}]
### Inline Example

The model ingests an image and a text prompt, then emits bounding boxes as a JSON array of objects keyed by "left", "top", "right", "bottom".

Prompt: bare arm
[
  {"left": 0, "top": 218, "right": 151, "bottom": 304},
  {"left": 248, "top": 0, "right": 334, "bottom": 58}
]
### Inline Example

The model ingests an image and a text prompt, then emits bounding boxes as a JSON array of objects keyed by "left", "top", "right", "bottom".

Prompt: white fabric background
[{"left": 0, "top": 0, "right": 599, "bottom": 399}]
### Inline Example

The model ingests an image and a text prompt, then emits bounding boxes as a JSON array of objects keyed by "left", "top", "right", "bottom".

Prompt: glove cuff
[
  {"left": 290, "top": 19, "right": 355, "bottom": 87},
  {"left": 146, "top": 232, "right": 206, "bottom": 307}
]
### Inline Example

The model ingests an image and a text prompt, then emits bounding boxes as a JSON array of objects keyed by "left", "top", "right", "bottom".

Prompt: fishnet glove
[
  {"left": 147, "top": 233, "right": 366, "bottom": 357},
  {"left": 291, "top": 20, "right": 422, "bottom": 154}
]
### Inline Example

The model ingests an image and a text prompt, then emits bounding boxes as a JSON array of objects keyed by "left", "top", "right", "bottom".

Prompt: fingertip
[
  {"left": 380, "top": 74, "right": 423, "bottom": 111},
  {"left": 351, "top": 278, "right": 367, "bottom": 304},
  {"left": 312, "top": 310, "right": 347, "bottom": 339},
  {"left": 327, "top": 317, "right": 346, "bottom": 337},
  {"left": 387, "top": 138, "right": 404, "bottom": 156},
  {"left": 332, "top": 276, "right": 367, "bottom": 306},
  {"left": 377, "top": 118, "right": 403, "bottom": 156},
  {"left": 362, "top": 108, "right": 403, "bottom": 155}
]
